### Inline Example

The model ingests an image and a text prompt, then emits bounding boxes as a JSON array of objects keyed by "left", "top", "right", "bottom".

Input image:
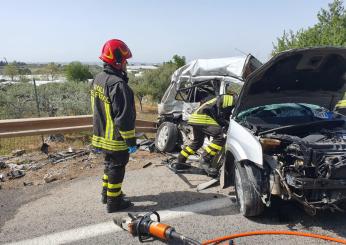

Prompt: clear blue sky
[{"left": 0, "top": 0, "right": 337, "bottom": 63}]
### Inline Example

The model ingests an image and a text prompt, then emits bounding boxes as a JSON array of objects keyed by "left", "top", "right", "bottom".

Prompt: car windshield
[{"left": 236, "top": 103, "right": 332, "bottom": 128}]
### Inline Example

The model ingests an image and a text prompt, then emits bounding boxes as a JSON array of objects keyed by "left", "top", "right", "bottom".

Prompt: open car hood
[
  {"left": 171, "top": 54, "right": 262, "bottom": 84},
  {"left": 233, "top": 47, "right": 346, "bottom": 117}
]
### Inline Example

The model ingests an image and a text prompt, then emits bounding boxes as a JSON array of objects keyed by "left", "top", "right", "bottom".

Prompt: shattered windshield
[{"left": 237, "top": 103, "right": 333, "bottom": 127}]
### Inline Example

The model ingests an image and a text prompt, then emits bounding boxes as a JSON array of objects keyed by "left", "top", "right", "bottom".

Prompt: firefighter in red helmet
[{"left": 91, "top": 39, "right": 137, "bottom": 212}]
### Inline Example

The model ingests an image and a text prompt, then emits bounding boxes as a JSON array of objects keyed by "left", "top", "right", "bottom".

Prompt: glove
[{"left": 128, "top": 146, "right": 138, "bottom": 154}]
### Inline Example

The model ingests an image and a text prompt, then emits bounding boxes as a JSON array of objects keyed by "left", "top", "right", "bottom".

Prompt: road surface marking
[{"left": 6, "top": 197, "right": 235, "bottom": 245}]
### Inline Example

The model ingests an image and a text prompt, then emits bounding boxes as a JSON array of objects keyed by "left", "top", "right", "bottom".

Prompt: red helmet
[{"left": 99, "top": 39, "right": 132, "bottom": 69}]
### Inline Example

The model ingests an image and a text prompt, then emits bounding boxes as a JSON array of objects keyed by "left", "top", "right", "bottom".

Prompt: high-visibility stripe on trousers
[
  {"left": 102, "top": 174, "right": 108, "bottom": 187},
  {"left": 179, "top": 146, "right": 195, "bottom": 159},
  {"left": 203, "top": 142, "right": 223, "bottom": 158},
  {"left": 107, "top": 182, "right": 122, "bottom": 197}
]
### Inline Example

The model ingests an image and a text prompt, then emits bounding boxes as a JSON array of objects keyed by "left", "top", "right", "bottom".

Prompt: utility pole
[{"left": 33, "top": 78, "right": 49, "bottom": 153}]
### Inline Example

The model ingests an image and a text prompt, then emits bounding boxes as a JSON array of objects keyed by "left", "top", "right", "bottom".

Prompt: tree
[
  {"left": 272, "top": 0, "right": 346, "bottom": 55},
  {"left": 129, "top": 73, "right": 148, "bottom": 111},
  {"left": 64, "top": 62, "right": 93, "bottom": 82},
  {"left": 172, "top": 54, "right": 186, "bottom": 68},
  {"left": 4, "top": 63, "right": 19, "bottom": 81},
  {"left": 142, "top": 62, "right": 178, "bottom": 102},
  {"left": 44, "top": 62, "right": 60, "bottom": 81}
]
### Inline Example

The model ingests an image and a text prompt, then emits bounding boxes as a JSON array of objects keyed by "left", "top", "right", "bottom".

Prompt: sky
[{"left": 0, "top": 0, "right": 338, "bottom": 64}]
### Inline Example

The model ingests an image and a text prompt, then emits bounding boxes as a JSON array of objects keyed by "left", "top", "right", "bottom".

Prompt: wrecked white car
[
  {"left": 155, "top": 55, "right": 262, "bottom": 152},
  {"left": 223, "top": 47, "right": 346, "bottom": 217}
]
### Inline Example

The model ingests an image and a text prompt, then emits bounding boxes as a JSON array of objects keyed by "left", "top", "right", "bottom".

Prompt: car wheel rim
[
  {"left": 157, "top": 125, "right": 169, "bottom": 149},
  {"left": 235, "top": 166, "right": 245, "bottom": 214}
]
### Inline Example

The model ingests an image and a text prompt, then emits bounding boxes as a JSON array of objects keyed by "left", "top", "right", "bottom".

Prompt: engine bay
[{"left": 237, "top": 103, "right": 346, "bottom": 213}]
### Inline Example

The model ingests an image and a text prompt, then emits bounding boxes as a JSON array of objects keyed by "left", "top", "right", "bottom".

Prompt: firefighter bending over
[
  {"left": 175, "top": 94, "right": 236, "bottom": 176},
  {"left": 91, "top": 39, "right": 137, "bottom": 212}
]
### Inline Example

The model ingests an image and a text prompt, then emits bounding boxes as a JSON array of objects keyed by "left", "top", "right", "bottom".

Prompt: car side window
[{"left": 193, "top": 80, "right": 220, "bottom": 103}]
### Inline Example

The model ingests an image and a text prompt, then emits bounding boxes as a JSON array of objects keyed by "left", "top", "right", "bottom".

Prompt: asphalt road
[{"left": 1, "top": 164, "right": 346, "bottom": 245}]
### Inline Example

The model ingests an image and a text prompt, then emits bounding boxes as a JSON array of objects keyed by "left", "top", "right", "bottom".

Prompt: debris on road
[
  {"left": 0, "top": 145, "right": 164, "bottom": 189},
  {"left": 138, "top": 139, "right": 156, "bottom": 153},
  {"left": 23, "top": 181, "right": 33, "bottom": 186},
  {"left": 44, "top": 171, "right": 62, "bottom": 183},
  {"left": 142, "top": 162, "right": 153, "bottom": 168},
  {"left": 12, "top": 149, "right": 26, "bottom": 157},
  {"left": 48, "top": 149, "right": 90, "bottom": 164},
  {"left": 45, "top": 134, "right": 65, "bottom": 143},
  {"left": 0, "top": 173, "right": 5, "bottom": 182},
  {"left": 7, "top": 170, "right": 25, "bottom": 179},
  {"left": 0, "top": 161, "right": 7, "bottom": 169}
]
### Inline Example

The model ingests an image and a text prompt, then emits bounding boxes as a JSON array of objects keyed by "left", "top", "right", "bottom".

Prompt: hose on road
[{"left": 202, "top": 230, "right": 346, "bottom": 245}]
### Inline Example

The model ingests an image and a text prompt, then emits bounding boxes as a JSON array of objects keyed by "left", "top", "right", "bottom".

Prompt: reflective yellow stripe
[
  {"left": 92, "top": 135, "right": 126, "bottom": 145},
  {"left": 188, "top": 113, "right": 219, "bottom": 126},
  {"left": 336, "top": 100, "right": 346, "bottom": 108},
  {"left": 91, "top": 95, "right": 95, "bottom": 113},
  {"left": 108, "top": 183, "right": 122, "bottom": 189},
  {"left": 105, "top": 103, "right": 113, "bottom": 140},
  {"left": 121, "top": 135, "right": 136, "bottom": 139},
  {"left": 222, "top": 95, "right": 233, "bottom": 108},
  {"left": 180, "top": 150, "right": 189, "bottom": 158},
  {"left": 205, "top": 98, "right": 217, "bottom": 105},
  {"left": 103, "top": 174, "right": 108, "bottom": 180},
  {"left": 204, "top": 146, "right": 217, "bottom": 156},
  {"left": 119, "top": 129, "right": 135, "bottom": 139},
  {"left": 102, "top": 182, "right": 108, "bottom": 187},
  {"left": 209, "top": 143, "right": 222, "bottom": 151},
  {"left": 92, "top": 141, "right": 128, "bottom": 151},
  {"left": 119, "top": 129, "right": 135, "bottom": 135},
  {"left": 185, "top": 146, "right": 195, "bottom": 154},
  {"left": 107, "top": 190, "right": 122, "bottom": 197},
  {"left": 194, "top": 98, "right": 217, "bottom": 114},
  {"left": 92, "top": 136, "right": 128, "bottom": 151}
]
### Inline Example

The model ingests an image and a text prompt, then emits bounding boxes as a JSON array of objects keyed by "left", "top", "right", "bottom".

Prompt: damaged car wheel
[
  {"left": 234, "top": 162, "right": 264, "bottom": 217},
  {"left": 155, "top": 122, "right": 178, "bottom": 152}
]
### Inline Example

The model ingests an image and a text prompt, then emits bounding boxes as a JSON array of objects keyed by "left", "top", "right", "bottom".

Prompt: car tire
[
  {"left": 155, "top": 122, "right": 179, "bottom": 152},
  {"left": 234, "top": 161, "right": 265, "bottom": 217}
]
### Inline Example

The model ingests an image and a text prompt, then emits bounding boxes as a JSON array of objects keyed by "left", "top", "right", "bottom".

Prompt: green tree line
[{"left": 272, "top": 0, "right": 346, "bottom": 54}]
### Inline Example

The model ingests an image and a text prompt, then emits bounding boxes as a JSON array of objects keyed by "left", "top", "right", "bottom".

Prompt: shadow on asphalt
[
  {"left": 250, "top": 197, "right": 346, "bottom": 239},
  {"left": 124, "top": 191, "right": 239, "bottom": 217}
]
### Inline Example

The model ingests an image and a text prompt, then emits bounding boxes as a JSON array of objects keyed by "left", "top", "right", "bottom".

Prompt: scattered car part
[
  {"left": 7, "top": 170, "right": 25, "bottom": 179},
  {"left": 48, "top": 149, "right": 90, "bottom": 164},
  {"left": 196, "top": 178, "right": 219, "bottom": 191},
  {"left": 0, "top": 161, "right": 6, "bottom": 169}
]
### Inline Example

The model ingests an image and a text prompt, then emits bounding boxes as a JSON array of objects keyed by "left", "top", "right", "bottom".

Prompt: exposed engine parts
[{"left": 259, "top": 127, "right": 346, "bottom": 214}]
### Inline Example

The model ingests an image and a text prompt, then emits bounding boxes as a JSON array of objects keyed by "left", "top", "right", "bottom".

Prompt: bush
[
  {"left": 0, "top": 82, "right": 91, "bottom": 119},
  {"left": 64, "top": 62, "right": 93, "bottom": 82}
]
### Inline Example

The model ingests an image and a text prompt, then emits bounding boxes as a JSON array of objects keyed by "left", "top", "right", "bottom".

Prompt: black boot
[
  {"left": 107, "top": 197, "right": 133, "bottom": 213},
  {"left": 102, "top": 191, "right": 126, "bottom": 204},
  {"left": 101, "top": 189, "right": 107, "bottom": 204}
]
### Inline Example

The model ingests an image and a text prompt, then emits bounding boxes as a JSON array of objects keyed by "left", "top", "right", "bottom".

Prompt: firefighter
[
  {"left": 91, "top": 39, "right": 137, "bottom": 212},
  {"left": 175, "top": 93, "right": 236, "bottom": 176}
]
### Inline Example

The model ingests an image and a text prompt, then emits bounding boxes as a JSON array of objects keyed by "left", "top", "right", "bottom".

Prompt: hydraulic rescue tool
[{"left": 114, "top": 211, "right": 346, "bottom": 245}]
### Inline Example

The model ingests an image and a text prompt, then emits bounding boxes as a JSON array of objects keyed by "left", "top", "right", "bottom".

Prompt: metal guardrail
[{"left": 0, "top": 115, "right": 157, "bottom": 138}]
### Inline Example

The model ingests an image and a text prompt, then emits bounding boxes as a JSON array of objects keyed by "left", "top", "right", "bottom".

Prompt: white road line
[{"left": 6, "top": 197, "right": 234, "bottom": 245}]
